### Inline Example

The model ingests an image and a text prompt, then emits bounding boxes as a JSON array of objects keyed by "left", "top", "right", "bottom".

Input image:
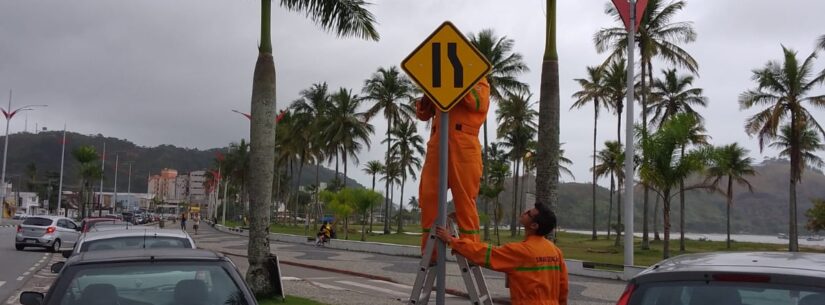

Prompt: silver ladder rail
[{"left": 408, "top": 219, "right": 494, "bottom": 305}]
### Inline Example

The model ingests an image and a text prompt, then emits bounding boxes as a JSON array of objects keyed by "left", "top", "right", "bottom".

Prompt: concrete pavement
[
  {"left": 0, "top": 223, "right": 56, "bottom": 304},
  {"left": 192, "top": 223, "right": 626, "bottom": 305}
]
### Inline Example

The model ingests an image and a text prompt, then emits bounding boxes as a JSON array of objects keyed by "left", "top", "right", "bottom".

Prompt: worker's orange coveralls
[
  {"left": 449, "top": 235, "right": 569, "bottom": 305},
  {"left": 416, "top": 78, "right": 489, "bottom": 249}
]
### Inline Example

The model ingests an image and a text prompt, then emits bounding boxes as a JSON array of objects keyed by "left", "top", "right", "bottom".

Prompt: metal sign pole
[
  {"left": 436, "top": 111, "right": 449, "bottom": 305},
  {"left": 623, "top": 0, "right": 637, "bottom": 267}
]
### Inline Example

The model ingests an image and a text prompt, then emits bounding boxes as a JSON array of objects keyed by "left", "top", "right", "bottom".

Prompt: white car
[
  {"left": 15, "top": 216, "right": 81, "bottom": 252},
  {"left": 66, "top": 228, "right": 196, "bottom": 257}
]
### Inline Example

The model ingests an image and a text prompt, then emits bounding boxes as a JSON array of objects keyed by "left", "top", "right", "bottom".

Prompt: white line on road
[
  {"left": 336, "top": 280, "right": 408, "bottom": 297},
  {"left": 369, "top": 280, "right": 413, "bottom": 290},
  {"left": 23, "top": 272, "right": 30, "bottom": 276},
  {"left": 311, "top": 282, "right": 346, "bottom": 291},
  {"left": 281, "top": 277, "right": 301, "bottom": 281},
  {"left": 28, "top": 267, "right": 35, "bottom": 271},
  {"left": 16, "top": 276, "right": 24, "bottom": 281},
  {"left": 0, "top": 281, "right": 5, "bottom": 288}
]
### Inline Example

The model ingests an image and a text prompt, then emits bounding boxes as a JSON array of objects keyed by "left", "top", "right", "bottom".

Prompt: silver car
[
  {"left": 67, "top": 228, "right": 196, "bottom": 257},
  {"left": 15, "top": 216, "right": 81, "bottom": 252},
  {"left": 618, "top": 252, "right": 825, "bottom": 305}
]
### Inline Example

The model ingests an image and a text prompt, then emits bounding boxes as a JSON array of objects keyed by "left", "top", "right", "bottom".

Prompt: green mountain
[{"left": 0, "top": 131, "right": 364, "bottom": 195}]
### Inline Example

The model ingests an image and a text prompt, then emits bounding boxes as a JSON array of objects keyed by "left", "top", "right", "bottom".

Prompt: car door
[
  {"left": 56, "top": 219, "right": 78, "bottom": 246},
  {"left": 65, "top": 220, "right": 80, "bottom": 245}
]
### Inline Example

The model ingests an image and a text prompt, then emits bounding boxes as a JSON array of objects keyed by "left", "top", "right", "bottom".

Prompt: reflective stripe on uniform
[
  {"left": 458, "top": 228, "right": 480, "bottom": 235},
  {"left": 484, "top": 244, "right": 492, "bottom": 268},
  {"left": 422, "top": 228, "right": 431, "bottom": 233},
  {"left": 514, "top": 265, "right": 562, "bottom": 272},
  {"left": 471, "top": 88, "right": 481, "bottom": 110}
]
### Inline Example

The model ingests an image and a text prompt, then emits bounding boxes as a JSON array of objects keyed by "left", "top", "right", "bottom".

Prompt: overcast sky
[{"left": 1, "top": 0, "right": 824, "bottom": 203}]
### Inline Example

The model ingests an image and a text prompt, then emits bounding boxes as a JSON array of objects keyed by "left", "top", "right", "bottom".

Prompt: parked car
[
  {"left": 21, "top": 248, "right": 257, "bottom": 305},
  {"left": 616, "top": 252, "right": 825, "bottom": 305},
  {"left": 15, "top": 216, "right": 80, "bottom": 252},
  {"left": 66, "top": 228, "right": 196, "bottom": 258},
  {"left": 12, "top": 212, "right": 27, "bottom": 220},
  {"left": 78, "top": 217, "right": 130, "bottom": 233}
]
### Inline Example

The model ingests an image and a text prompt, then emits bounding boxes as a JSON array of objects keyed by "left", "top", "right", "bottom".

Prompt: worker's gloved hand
[{"left": 415, "top": 96, "right": 435, "bottom": 120}]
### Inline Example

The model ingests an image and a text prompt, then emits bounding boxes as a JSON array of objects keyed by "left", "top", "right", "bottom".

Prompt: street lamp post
[{"left": 0, "top": 90, "right": 46, "bottom": 223}]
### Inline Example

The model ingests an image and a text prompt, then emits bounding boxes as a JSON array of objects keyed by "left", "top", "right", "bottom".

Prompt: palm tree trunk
[
  {"left": 592, "top": 103, "right": 598, "bottom": 240},
  {"left": 383, "top": 117, "right": 392, "bottom": 235},
  {"left": 314, "top": 163, "right": 320, "bottom": 231},
  {"left": 494, "top": 195, "right": 501, "bottom": 246},
  {"left": 680, "top": 145, "right": 686, "bottom": 252},
  {"left": 663, "top": 190, "right": 672, "bottom": 259},
  {"left": 641, "top": 59, "right": 650, "bottom": 250},
  {"left": 361, "top": 210, "right": 367, "bottom": 241},
  {"left": 789, "top": 114, "right": 800, "bottom": 252},
  {"left": 536, "top": 0, "right": 560, "bottom": 214},
  {"left": 510, "top": 159, "right": 521, "bottom": 237},
  {"left": 607, "top": 173, "right": 614, "bottom": 239},
  {"left": 518, "top": 166, "right": 528, "bottom": 236},
  {"left": 726, "top": 175, "right": 733, "bottom": 249},
  {"left": 369, "top": 173, "right": 375, "bottom": 234},
  {"left": 397, "top": 176, "right": 405, "bottom": 234},
  {"left": 343, "top": 153, "right": 348, "bottom": 188},
  {"left": 296, "top": 159, "right": 305, "bottom": 230},
  {"left": 615, "top": 176, "right": 622, "bottom": 246},
  {"left": 246, "top": 0, "right": 277, "bottom": 295},
  {"left": 654, "top": 194, "right": 661, "bottom": 241},
  {"left": 483, "top": 121, "right": 490, "bottom": 241}
]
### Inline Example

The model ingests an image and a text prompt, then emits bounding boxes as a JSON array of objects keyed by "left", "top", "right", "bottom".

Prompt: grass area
[
  {"left": 266, "top": 223, "right": 823, "bottom": 267},
  {"left": 258, "top": 295, "right": 327, "bottom": 305}
]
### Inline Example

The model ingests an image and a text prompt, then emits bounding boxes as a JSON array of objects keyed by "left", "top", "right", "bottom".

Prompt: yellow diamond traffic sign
[{"left": 401, "top": 22, "right": 492, "bottom": 112}]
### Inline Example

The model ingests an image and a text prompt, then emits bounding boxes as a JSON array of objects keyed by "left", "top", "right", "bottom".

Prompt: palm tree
[
  {"left": 386, "top": 120, "right": 424, "bottom": 233},
  {"left": 246, "top": 0, "right": 378, "bottom": 293},
  {"left": 706, "top": 143, "right": 756, "bottom": 249},
  {"left": 596, "top": 0, "right": 698, "bottom": 251},
  {"left": 291, "top": 83, "right": 331, "bottom": 229},
  {"left": 640, "top": 113, "right": 708, "bottom": 259},
  {"left": 362, "top": 160, "right": 384, "bottom": 232},
  {"left": 675, "top": 115, "right": 709, "bottom": 252},
  {"left": 818, "top": 34, "right": 825, "bottom": 51},
  {"left": 497, "top": 90, "right": 538, "bottom": 237},
  {"left": 536, "top": 0, "right": 561, "bottom": 213},
  {"left": 72, "top": 146, "right": 100, "bottom": 219},
  {"left": 593, "top": 141, "right": 623, "bottom": 240},
  {"left": 363, "top": 66, "right": 416, "bottom": 235},
  {"left": 571, "top": 65, "right": 611, "bottom": 240},
  {"left": 468, "top": 29, "right": 530, "bottom": 239},
  {"left": 739, "top": 46, "right": 825, "bottom": 252},
  {"left": 648, "top": 69, "right": 708, "bottom": 127},
  {"left": 324, "top": 88, "right": 374, "bottom": 187},
  {"left": 770, "top": 124, "right": 825, "bottom": 172},
  {"left": 484, "top": 143, "right": 511, "bottom": 245},
  {"left": 380, "top": 157, "right": 402, "bottom": 230}
]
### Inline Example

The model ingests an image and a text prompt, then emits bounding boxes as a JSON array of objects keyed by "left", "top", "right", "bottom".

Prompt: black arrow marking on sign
[
  {"left": 432, "top": 43, "right": 441, "bottom": 88},
  {"left": 447, "top": 43, "right": 462, "bottom": 88}
]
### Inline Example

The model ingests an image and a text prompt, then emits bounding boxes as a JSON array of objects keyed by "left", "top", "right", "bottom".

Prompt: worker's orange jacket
[
  {"left": 416, "top": 78, "right": 490, "bottom": 249},
  {"left": 449, "top": 235, "right": 569, "bottom": 305}
]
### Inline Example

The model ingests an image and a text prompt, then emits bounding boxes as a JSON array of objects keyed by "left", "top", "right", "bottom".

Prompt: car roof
[
  {"left": 80, "top": 228, "right": 191, "bottom": 241},
  {"left": 66, "top": 248, "right": 225, "bottom": 266},
  {"left": 635, "top": 252, "right": 825, "bottom": 284},
  {"left": 23, "top": 215, "right": 64, "bottom": 221}
]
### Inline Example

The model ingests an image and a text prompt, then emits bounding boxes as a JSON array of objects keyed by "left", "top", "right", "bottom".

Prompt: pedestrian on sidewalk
[
  {"left": 192, "top": 214, "right": 200, "bottom": 235},
  {"left": 180, "top": 212, "right": 187, "bottom": 231},
  {"left": 434, "top": 202, "right": 569, "bottom": 305}
]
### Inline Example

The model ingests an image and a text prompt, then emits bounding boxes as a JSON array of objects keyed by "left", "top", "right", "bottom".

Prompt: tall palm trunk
[
  {"left": 536, "top": 0, "right": 560, "bottom": 214},
  {"left": 246, "top": 0, "right": 277, "bottom": 295},
  {"left": 607, "top": 173, "right": 614, "bottom": 239},
  {"left": 726, "top": 175, "right": 733, "bottom": 249},
  {"left": 295, "top": 158, "right": 305, "bottom": 230},
  {"left": 397, "top": 176, "right": 406, "bottom": 233},
  {"left": 510, "top": 159, "right": 521, "bottom": 237},
  {"left": 342, "top": 153, "right": 348, "bottom": 187},
  {"left": 789, "top": 112, "right": 800, "bottom": 252},
  {"left": 494, "top": 195, "right": 501, "bottom": 246},
  {"left": 663, "top": 189, "right": 672, "bottom": 259},
  {"left": 641, "top": 59, "right": 651, "bottom": 250},
  {"left": 383, "top": 117, "right": 393, "bottom": 234},
  {"left": 679, "top": 145, "right": 686, "bottom": 252},
  {"left": 591, "top": 102, "right": 599, "bottom": 240},
  {"left": 654, "top": 194, "right": 661, "bottom": 241},
  {"left": 519, "top": 168, "right": 528, "bottom": 236},
  {"left": 314, "top": 163, "right": 320, "bottom": 231},
  {"left": 369, "top": 172, "right": 376, "bottom": 234},
  {"left": 614, "top": 176, "right": 622, "bottom": 247}
]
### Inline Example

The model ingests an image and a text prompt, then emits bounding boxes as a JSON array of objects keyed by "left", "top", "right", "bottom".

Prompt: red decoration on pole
[
  {"left": 612, "top": 0, "right": 648, "bottom": 31},
  {"left": 276, "top": 110, "right": 286, "bottom": 123}
]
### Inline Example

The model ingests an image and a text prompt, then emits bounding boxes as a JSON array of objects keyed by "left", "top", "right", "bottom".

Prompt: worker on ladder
[{"left": 434, "top": 203, "right": 569, "bottom": 305}]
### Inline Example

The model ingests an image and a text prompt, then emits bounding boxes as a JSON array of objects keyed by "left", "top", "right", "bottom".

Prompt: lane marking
[
  {"left": 281, "top": 277, "right": 301, "bottom": 281},
  {"left": 369, "top": 280, "right": 413, "bottom": 290},
  {"left": 311, "top": 282, "right": 346, "bottom": 290},
  {"left": 23, "top": 272, "right": 30, "bottom": 276},
  {"left": 28, "top": 267, "right": 35, "bottom": 271},
  {"left": 0, "top": 281, "right": 5, "bottom": 288},
  {"left": 335, "top": 280, "right": 408, "bottom": 297},
  {"left": 16, "top": 276, "right": 24, "bottom": 281}
]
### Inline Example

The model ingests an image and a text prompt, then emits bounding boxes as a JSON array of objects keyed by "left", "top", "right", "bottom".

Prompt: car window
[
  {"left": 631, "top": 281, "right": 825, "bottom": 305},
  {"left": 80, "top": 237, "right": 192, "bottom": 252},
  {"left": 57, "top": 220, "right": 68, "bottom": 228},
  {"left": 23, "top": 217, "right": 53, "bottom": 226},
  {"left": 54, "top": 262, "right": 248, "bottom": 305},
  {"left": 66, "top": 221, "right": 78, "bottom": 230}
]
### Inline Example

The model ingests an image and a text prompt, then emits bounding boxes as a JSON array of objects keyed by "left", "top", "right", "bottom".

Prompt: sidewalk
[{"left": 195, "top": 223, "right": 626, "bottom": 305}]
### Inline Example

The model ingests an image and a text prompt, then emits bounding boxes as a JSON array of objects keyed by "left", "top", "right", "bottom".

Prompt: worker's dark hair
[{"left": 533, "top": 203, "right": 557, "bottom": 236}]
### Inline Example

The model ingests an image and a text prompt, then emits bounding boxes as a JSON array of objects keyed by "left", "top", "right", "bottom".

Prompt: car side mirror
[
  {"left": 19, "top": 291, "right": 44, "bottom": 305},
  {"left": 50, "top": 262, "right": 65, "bottom": 274},
  {"left": 62, "top": 250, "right": 72, "bottom": 259}
]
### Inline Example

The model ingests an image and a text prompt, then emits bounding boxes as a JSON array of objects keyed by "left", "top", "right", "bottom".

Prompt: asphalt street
[{"left": 0, "top": 220, "right": 53, "bottom": 303}]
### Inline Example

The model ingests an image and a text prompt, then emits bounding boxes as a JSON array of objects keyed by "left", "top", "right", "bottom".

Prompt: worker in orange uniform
[
  {"left": 415, "top": 77, "right": 490, "bottom": 251},
  {"left": 434, "top": 203, "right": 568, "bottom": 305}
]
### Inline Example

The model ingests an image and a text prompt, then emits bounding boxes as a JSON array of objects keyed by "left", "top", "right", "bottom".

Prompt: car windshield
[
  {"left": 23, "top": 217, "right": 53, "bottom": 226},
  {"left": 631, "top": 281, "right": 825, "bottom": 305},
  {"left": 80, "top": 237, "right": 191, "bottom": 252},
  {"left": 53, "top": 262, "right": 248, "bottom": 305}
]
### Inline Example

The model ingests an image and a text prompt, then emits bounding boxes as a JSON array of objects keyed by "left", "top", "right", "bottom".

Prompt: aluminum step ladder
[{"left": 408, "top": 219, "right": 494, "bottom": 305}]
